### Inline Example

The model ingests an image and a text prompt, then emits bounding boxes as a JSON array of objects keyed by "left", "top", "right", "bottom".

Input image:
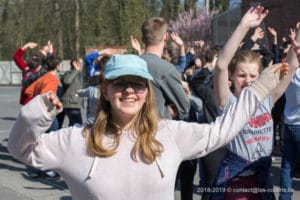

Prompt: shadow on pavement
[
  {"left": 0, "top": 117, "right": 17, "bottom": 121},
  {"left": 21, "top": 173, "right": 68, "bottom": 191},
  {"left": 0, "top": 142, "right": 25, "bottom": 170},
  {"left": 60, "top": 196, "right": 72, "bottom": 200},
  {"left": 1, "top": 138, "right": 70, "bottom": 193}
]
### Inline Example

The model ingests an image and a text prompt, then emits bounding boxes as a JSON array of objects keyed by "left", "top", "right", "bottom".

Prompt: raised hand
[
  {"left": 99, "top": 48, "right": 116, "bottom": 57},
  {"left": 48, "top": 92, "right": 62, "bottom": 110},
  {"left": 267, "top": 27, "right": 277, "bottom": 37},
  {"left": 278, "top": 63, "right": 289, "bottom": 79},
  {"left": 194, "top": 40, "right": 205, "bottom": 48},
  {"left": 73, "top": 58, "right": 83, "bottom": 72},
  {"left": 265, "top": 62, "right": 289, "bottom": 80},
  {"left": 290, "top": 22, "right": 300, "bottom": 60},
  {"left": 240, "top": 6, "right": 269, "bottom": 29},
  {"left": 23, "top": 42, "right": 38, "bottom": 49},
  {"left": 170, "top": 32, "right": 184, "bottom": 46},
  {"left": 189, "top": 47, "right": 195, "bottom": 55},
  {"left": 47, "top": 40, "right": 53, "bottom": 54},
  {"left": 251, "top": 27, "right": 264, "bottom": 42},
  {"left": 289, "top": 28, "right": 296, "bottom": 41},
  {"left": 267, "top": 27, "right": 278, "bottom": 44},
  {"left": 40, "top": 40, "right": 53, "bottom": 56},
  {"left": 130, "top": 35, "right": 142, "bottom": 55},
  {"left": 289, "top": 28, "right": 300, "bottom": 52}
]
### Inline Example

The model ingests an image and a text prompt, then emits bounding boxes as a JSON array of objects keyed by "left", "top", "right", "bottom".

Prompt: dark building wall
[{"left": 242, "top": 0, "right": 300, "bottom": 46}]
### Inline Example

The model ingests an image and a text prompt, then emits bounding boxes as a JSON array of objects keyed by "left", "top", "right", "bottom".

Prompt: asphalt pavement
[
  {"left": 0, "top": 86, "right": 70, "bottom": 200},
  {"left": 0, "top": 86, "right": 300, "bottom": 200}
]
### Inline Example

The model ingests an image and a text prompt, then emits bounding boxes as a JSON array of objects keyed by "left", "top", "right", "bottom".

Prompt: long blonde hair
[{"left": 85, "top": 80, "right": 163, "bottom": 164}]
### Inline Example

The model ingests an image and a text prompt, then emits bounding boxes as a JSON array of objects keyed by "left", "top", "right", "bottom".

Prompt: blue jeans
[
  {"left": 211, "top": 152, "right": 274, "bottom": 200},
  {"left": 64, "top": 108, "right": 82, "bottom": 126},
  {"left": 279, "top": 124, "right": 300, "bottom": 200},
  {"left": 46, "top": 117, "right": 59, "bottom": 132}
]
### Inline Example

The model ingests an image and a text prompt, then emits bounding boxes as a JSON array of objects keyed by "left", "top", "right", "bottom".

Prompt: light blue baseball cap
[{"left": 104, "top": 54, "right": 153, "bottom": 80}]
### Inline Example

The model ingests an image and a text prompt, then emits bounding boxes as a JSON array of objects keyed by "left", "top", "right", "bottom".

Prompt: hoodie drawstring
[
  {"left": 155, "top": 159, "right": 165, "bottom": 178},
  {"left": 86, "top": 156, "right": 98, "bottom": 180}
]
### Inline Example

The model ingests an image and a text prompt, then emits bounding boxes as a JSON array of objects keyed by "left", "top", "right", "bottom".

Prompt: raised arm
[
  {"left": 170, "top": 32, "right": 185, "bottom": 57},
  {"left": 99, "top": 48, "right": 116, "bottom": 57},
  {"left": 241, "top": 27, "right": 265, "bottom": 50},
  {"left": 268, "top": 27, "right": 280, "bottom": 64},
  {"left": 288, "top": 22, "right": 300, "bottom": 68},
  {"left": 214, "top": 6, "right": 268, "bottom": 108},
  {"left": 84, "top": 48, "right": 115, "bottom": 78},
  {"left": 268, "top": 27, "right": 278, "bottom": 45},
  {"left": 13, "top": 42, "right": 38, "bottom": 71},
  {"left": 8, "top": 92, "right": 63, "bottom": 168},
  {"left": 40, "top": 40, "right": 50, "bottom": 55},
  {"left": 170, "top": 32, "right": 187, "bottom": 73},
  {"left": 271, "top": 22, "right": 300, "bottom": 103},
  {"left": 130, "top": 35, "right": 142, "bottom": 55},
  {"left": 292, "top": 25, "right": 300, "bottom": 62}
]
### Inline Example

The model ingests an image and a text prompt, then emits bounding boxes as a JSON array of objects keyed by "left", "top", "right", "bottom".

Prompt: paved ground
[
  {"left": 0, "top": 86, "right": 70, "bottom": 200},
  {"left": 0, "top": 86, "right": 300, "bottom": 199}
]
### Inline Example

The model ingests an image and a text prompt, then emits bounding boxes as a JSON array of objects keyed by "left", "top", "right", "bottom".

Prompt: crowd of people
[{"left": 7, "top": 5, "right": 300, "bottom": 200}]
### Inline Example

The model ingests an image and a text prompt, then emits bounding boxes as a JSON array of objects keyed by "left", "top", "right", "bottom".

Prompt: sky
[{"left": 198, "top": 0, "right": 205, "bottom": 8}]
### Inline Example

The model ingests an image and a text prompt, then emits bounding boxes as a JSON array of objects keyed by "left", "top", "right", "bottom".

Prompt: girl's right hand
[{"left": 48, "top": 92, "right": 62, "bottom": 110}]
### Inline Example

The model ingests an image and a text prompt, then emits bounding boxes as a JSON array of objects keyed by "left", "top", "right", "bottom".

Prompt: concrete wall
[{"left": 0, "top": 60, "right": 70, "bottom": 85}]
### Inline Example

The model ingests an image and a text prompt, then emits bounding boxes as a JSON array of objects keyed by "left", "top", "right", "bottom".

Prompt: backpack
[{"left": 190, "top": 68, "right": 219, "bottom": 123}]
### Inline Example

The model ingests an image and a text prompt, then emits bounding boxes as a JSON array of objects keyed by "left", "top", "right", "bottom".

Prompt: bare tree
[
  {"left": 53, "top": 0, "right": 64, "bottom": 57},
  {"left": 74, "top": 0, "right": 80, "bottom": 57},
  {"left": 0, "top": 0, "right": 206, "bottom": 60}
]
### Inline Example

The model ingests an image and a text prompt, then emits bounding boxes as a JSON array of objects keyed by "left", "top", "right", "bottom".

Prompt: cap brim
[{"left": 105, "top": 68, "right": 153, "bottom": 80}]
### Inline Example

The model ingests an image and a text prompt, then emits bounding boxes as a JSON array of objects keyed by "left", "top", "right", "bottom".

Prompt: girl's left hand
[{"left": 241, "top": 6, "right": 269, "bottom": 29}]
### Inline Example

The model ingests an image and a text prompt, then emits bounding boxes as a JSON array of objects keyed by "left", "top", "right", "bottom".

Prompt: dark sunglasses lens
[
  {"left": 112, "top": 80, "right": 147, "bottom": 93},
  {"left": 112, "top": 81, "right": 125, "bottom": 91},
  {"left": 131, "top": 82, "right": 146, "bottom": 92}
]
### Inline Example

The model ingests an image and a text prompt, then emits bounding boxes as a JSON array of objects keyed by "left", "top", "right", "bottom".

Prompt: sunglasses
[{"left": 111, "top": 79, "right": 147, "bottom": 94}]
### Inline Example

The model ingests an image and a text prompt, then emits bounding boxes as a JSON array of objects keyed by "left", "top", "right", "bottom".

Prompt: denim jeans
[
  {"left": 64, "top": 108, "right": 82, "bottom": 126},
  {"left": 279, "top": 124, "right": 300, "bottom": 200},
  {"left": 210, "top": 151, "right": 275, "bottom": 200},
  {"left": 56, "top": 110, "right": 66, "bottom": 128},
  {"left": 46, "top": 117, "right": 59, "bottom": 132}
]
